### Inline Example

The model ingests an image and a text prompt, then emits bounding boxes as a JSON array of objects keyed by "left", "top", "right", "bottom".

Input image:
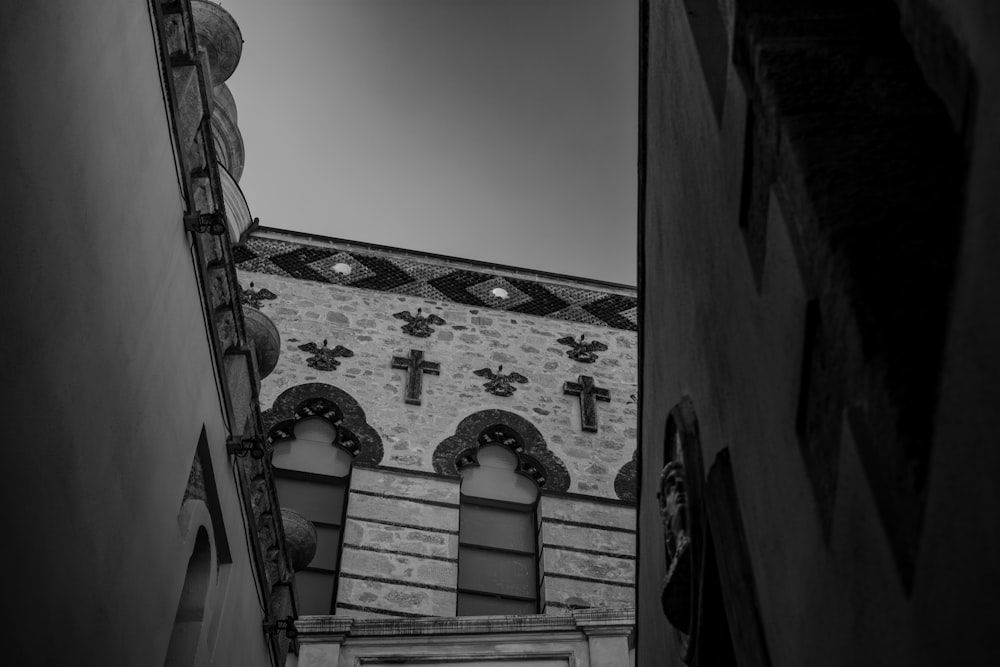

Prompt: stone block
[
  {"left": 346, "top": 492, "right": 459, "bottom": 533},
  {"left": 540, "top": 496, "right": 636, "bottom": 532},
  {"left": 543, "top": 576, "right": 634, "bottom": 610},
  {"left": 339, "top": 546, "right": 457, "bottom": 588},
  {"left": 352, "top": 467, "right": 460, "bottom": 505},
  {"left": 343, "top": 519, "right": 458, "bottom": 560},
  {"left": 338, "top": 577, "right": 455, "bottom": 617},
  {"left": 542, "top": 523, "right": 635, "bottom": 559},
  {"left": 544, "top": 548, "right": 634, "bottom": 585}
]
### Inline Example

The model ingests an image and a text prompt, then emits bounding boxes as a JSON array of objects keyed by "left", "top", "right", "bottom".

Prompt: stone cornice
[{"left": 295, "top": 607, "right": 635, "bottom": 643}]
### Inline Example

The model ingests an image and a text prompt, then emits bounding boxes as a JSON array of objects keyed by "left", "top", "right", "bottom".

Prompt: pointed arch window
[
  {"left": 271, "top": 415, "right": 355, "bottom": 615},
  {"left": 456, "top": 426, "right": 541, "bottom": 615}
]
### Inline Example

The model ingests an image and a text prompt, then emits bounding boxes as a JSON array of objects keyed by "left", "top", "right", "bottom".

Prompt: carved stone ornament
[
  {"left": 657, "top": 405, "right": 707, "bottom": 665},
  {"left": 473, "top": 365, "right": 529, "bottom": 397},
  {"left": 453, "top": 425, "right": 550, "bottom": 487},
  {"left": 391, "top": 349, "right": 440, "bottom": 405},
  {"left": 240, "top": 282, "right": 277, "bottom": 309},
  {"left": 262, "top": 384, "right": 383, "bottom": 466},
  {"left": 298, "top": 339, "right": 354, "bottom": 371},
  {"left": 393, "top": 308, "right": 446, "bottom": 337},
  {"left": 557, "top": 334, "right": 608, "bottom": 363},
  {"left": 432, "top": 409, "right": 570, "bottom": 492},
  {"left": 563, "top": 375, "right": 611, "bottom": 432}
]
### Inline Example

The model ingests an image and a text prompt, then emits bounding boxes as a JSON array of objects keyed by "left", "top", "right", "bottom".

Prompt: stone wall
[
  {"left": 333, "top": 466, "right": 636, "bottom": 617},
  {"left": 539, "top": 496, "right": 636, "bottom": 613},
  {"left": 240, "top": 257, "right": 638, "bottom": 500},
  {"left": 339, "top": 467, "right": 459, "bottom": 618},
  {"left": 239, "top": 234, "right": 637, "bottom": 619}
]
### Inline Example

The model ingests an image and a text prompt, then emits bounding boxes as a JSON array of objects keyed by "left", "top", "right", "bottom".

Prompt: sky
[{"left": 223, "top": 0, "right": 638, "bottom": 286}]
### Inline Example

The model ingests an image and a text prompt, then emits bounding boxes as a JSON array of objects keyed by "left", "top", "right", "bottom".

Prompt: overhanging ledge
[{"left": 295, "top": 606, "right": 634, "bottom": 641}]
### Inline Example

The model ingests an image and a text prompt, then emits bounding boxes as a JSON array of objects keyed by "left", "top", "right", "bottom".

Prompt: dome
[
  {"left": 243, "top": 306, "right": 280, "bottom": 379},
  {"left": 191, "top": 1, "right": 243, "bottom": 83},
  {"left": 280, "top": 508, "right": 317, "bottom": 572},
  {"left": 219, "top": 162, "right": 254, "bottom": 243},
  {"left": 212, "top": 93, "right": 244, "bottom": 181},
  {"left": 213, "top": 82, "right": 237, "bottom": 125}
]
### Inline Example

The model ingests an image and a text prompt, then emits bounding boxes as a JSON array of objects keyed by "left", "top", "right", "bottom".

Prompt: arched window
[
  {"left": 272, "top": 416, "right": 354, "bottom": 615},
  {"left": 164, "top": 527, "right": 211, "bottom": 666},
  {"left": 457, "top": 434, "right": 540, "bottom": 616}
]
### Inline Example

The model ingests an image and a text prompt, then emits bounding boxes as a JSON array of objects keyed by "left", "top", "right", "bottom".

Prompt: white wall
[{"left": 0, "top": 2, "right": 271, "bottom": 664}]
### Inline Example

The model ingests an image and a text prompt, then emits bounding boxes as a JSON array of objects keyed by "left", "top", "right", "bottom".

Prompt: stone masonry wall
[
  {"left": 240, "top": 238, "right": 637, "bottom": 619},
  {"left": 335, "top": 467, "right": 635, "bottom": 617},
  {"left": 240, "top": 269, "right": 638, "bottom": 499},
  {"left": 339, "top": 467, "right": 459, "bottom": 618}
]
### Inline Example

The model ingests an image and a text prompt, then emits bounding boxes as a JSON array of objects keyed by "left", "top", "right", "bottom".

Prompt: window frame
[
  {"left": 272, "top": 432, "right": 354, "bottom": 615},
  {"left": 456, "top": 493, "right": 541, "bottom": 615}
]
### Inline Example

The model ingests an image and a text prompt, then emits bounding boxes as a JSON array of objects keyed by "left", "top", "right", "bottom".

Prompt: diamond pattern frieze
[
  {"left": 236, "top": 237, "right": 638, "bottom": 331},
  {"left": 466, "top": 276, "right": 533, "bottom": 310},
  {"left": 308, "top": 251, "right": 377, "bottom": 285}
]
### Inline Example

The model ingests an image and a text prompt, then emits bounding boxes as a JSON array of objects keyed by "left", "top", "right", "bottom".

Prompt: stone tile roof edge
[
  {"left": 294, "top": 606, "right": 635, "bottom": 637},
  {"left": 252, "top": 227, "right": 638, "bottom": 295}
]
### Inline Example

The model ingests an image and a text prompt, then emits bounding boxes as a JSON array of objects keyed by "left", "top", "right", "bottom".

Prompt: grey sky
[{"left": 225, "top": 0, "right": 637, "bottom": 285}]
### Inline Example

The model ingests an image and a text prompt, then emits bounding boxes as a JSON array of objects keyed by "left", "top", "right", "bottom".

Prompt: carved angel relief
[
  {"left": 557, "top": 334, "right": 608, "bottom": 363},
  {"left": 298, "top": 339, "right": 354, "bottom": 371},
  {"left": 473, "top": 365, "right": 529, "bottom": 397},
  {"left": 239, "top": 282, "right": 277, "bottom": 309},
  {"left": 393, "top": 308, "right": 446, "bottom": 337}
]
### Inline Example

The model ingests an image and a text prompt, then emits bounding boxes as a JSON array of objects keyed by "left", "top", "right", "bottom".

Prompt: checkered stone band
[{"left": 234, "top": 237, "right": 637, "bottom": 332}]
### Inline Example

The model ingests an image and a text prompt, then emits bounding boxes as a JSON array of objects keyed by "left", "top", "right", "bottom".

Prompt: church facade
[
  {"left": 637, "top": 1, "right": 1000, "bottom": 665},
  {"left": 236, "top": 229, "right": 639, "bottom": 664}
]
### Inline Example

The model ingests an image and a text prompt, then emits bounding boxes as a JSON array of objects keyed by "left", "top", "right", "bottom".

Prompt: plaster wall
[
  {"left": 639, "top": 0, "right": 1000, "bottom": 665},
  {"left": 0, "top": 2, "right": 271, "bottom": 664}
]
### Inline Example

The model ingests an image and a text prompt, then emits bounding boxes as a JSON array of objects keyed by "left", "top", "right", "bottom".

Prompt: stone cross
[
  {"left": 563, "top": 375, "right": 611, "bottom": 433},
  {"left": 391, "top": 349, "right": 440, "bottom": 405}
]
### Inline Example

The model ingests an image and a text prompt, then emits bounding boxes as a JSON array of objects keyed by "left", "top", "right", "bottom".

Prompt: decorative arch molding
[
  {"left": 433, "top": 409, "right": 570, "bottom": 493},
  {"left": 262, "top": 383, "right": 383, "bottom": 466},
  {"left": 614, "top": 449, "right": 638, "bottom": 503}
]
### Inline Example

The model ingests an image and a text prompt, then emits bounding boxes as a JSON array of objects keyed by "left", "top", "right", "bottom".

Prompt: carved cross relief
[
  {"left": 562, "top": 374, "right": 610, "bottom": 432},
  {"left": 391, "top": 349, "right": 440, "bottom": 405}
]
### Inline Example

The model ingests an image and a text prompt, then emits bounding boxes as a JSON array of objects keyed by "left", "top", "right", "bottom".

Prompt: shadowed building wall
[{"left": 637, "top": 0, "right": 1000, "bottom": 665}]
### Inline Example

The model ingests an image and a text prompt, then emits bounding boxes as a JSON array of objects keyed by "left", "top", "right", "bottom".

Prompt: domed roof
[
  {"left": 213, "top": 82, "right": 237, "bottom": 125},
  {"left": 243, "top": 306, "right": 280, "bottom": 379},
  {"left": 213, "top": 86, "right": 244, "bottom": 181},
  {"left": 191, "top": 1, "right": 243, "bottom": 83},
  {"left": 280, "top": 508, "right": 318, "bottom": 572},
  {"left": 219, "top": 162, "right": 254, "bottom": 243}
]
